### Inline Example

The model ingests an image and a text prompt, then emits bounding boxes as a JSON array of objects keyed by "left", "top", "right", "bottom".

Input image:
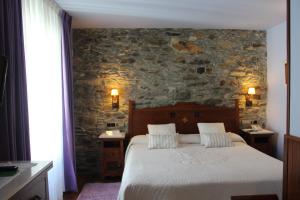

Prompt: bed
[{"left": 118, "top": 100, "right": 283, "bottom": 200}]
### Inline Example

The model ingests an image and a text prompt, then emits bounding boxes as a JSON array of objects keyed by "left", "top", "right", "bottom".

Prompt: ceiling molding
[{"left": 55, "top": 0, "right": 286, "bottom": 29}]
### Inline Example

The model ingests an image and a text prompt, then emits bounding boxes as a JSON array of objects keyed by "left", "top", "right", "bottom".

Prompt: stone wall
[{"left": 73, "top": 29, "right": 267, "bottom": 175}]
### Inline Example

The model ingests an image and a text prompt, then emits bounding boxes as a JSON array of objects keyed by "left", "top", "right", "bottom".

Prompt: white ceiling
[{"left": 55, "top": 0, "right": 286, "bottom": 29}]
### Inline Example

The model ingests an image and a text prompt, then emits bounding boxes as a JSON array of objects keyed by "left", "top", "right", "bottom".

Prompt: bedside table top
[
  {"left": 99, "top": 131, "right": 125, "bottom": 139},
  {"left": 242, "top": 128, "right": 274, "bottom": 135}
]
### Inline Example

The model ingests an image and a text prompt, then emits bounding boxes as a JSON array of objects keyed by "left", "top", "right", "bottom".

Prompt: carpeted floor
[{"left": 77, "top": 182, "right": 121, "bottom": 200}]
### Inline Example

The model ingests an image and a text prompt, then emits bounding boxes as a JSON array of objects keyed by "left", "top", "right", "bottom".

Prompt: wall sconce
[
  {"left": 111, "top": 89, "right": 119, "bottom": 109},
  {"left": 246, "top": 87, "right": 255, "bottom": 107}
]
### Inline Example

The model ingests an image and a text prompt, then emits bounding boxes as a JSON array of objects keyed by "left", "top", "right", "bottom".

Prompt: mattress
[{"left": 118, "top": 135, "right": 283, "bottom": 200}]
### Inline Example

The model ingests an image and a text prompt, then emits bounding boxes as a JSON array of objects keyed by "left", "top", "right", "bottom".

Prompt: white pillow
[
  {"left": 148, "top": 134, "right": 178, "bottom": 149},
  {"left": 147, "top": 123, "right": 176, "bottom": 135},
  {"left": 197, "top": 123, "right": 226, "bottom": 145},
  {"left": 197, "top": 122, "right": 226, "bottom": 134},
  {"left": 202, "top": 132, "right": 232, "bottom": 148}
]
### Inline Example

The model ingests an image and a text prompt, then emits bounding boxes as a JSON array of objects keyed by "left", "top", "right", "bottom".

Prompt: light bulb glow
[
  {"left": 248, "top": 87, "right": 256, "bottom": 95},
  {"left": 111, "top": 89, "right": 119, "bottom": 96}
]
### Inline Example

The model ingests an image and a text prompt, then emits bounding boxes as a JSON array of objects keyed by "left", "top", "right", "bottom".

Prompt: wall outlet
[
  {"left": 107, "top": 123, "right": 116, "bottom": 128},
  {"left": 251, "top": 120, "right": 258, "bottom": 124}
]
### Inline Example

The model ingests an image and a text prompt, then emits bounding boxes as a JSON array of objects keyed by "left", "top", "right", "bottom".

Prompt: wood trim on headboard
[
  {"left": 128, "top": 100, "right": 135, "bottom": 138},
  {"left": 128, "top": 100, "right": 240, "bottom": 138}
]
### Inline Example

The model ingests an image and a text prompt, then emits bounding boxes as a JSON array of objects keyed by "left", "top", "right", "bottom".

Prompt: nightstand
[
  {"left": 241, "top": 129, "right": 274, "bottom": 156},
  {"left": 99, "top": 132, "right": 125, "bottom": 179}
]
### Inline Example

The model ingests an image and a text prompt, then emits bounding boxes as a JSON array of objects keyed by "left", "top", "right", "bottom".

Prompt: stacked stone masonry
[{"left": 73, "top": 29, "right": 267, "bottom": 175}]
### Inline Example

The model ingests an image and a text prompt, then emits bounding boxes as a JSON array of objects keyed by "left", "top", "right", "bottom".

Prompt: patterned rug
[{"left": 77, "top": 182, "right": 121, "bottom": 200}]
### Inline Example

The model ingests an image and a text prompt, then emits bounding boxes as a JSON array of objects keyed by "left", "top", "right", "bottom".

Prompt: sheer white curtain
[{"left": 22, "top": 0, "right": 65, "bottom": 199}]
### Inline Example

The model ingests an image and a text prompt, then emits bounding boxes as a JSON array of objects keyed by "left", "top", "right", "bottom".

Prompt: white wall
[
  {"left": 266, "top": 21, "right": 287, "bottom": 160},
  {"left": 290, "top": 0, "right": 300, "bottom": 137}
]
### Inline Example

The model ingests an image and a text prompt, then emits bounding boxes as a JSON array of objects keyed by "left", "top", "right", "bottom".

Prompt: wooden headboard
[{"left": 128, "top": 100, "right": 240, "bottom": 138}]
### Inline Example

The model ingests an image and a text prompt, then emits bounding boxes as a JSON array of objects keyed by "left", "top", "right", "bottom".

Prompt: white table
[{"left": 0, "top": 161, "right": 52, "bottom": 200}]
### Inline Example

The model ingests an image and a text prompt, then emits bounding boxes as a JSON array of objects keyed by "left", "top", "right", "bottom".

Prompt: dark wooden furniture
[
  {"left": 241, "top": 129, "right": 274, "bottom": 156},
  {"left": 231, "top": 194, "right": 278, "bottom": 200},
  {"left": 284, "top": 1, "right": 300, "bottom": 200},
  {"left": 128, "top": 100, "right": 239, "bottom": 138},
  {"left": 99, "top": 136, "right": 125, "bottom": 178},
  {"left": 0, "top": 161, "right": 52, "bottom": 200},
  {"left": 284, "top": 135, "right": 300, "bottom": 200}
]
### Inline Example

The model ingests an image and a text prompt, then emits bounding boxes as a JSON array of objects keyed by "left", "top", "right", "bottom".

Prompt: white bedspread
[{"left": 118, "top": 135, "right": 283, "bottom": 200}]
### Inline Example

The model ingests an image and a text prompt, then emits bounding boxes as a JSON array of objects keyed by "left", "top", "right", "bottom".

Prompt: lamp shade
[
  {"left": 111, "top": 89, "right": 119, "bottom": 96},
  {"left": 248, "top": 87, "right": 256, "bottom": 95}
]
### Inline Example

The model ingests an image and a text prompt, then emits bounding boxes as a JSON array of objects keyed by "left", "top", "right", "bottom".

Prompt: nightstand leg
[
  {"left": 120, "top": 140, "right": 124, "bottom": 172},
  {"left": 100, "top": 141, "right": 104, "bottom": 180}
]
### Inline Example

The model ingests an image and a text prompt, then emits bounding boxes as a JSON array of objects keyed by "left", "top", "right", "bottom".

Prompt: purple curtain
[
  {"left": 61, "top": 10, "right": 78, "bottom": 192},
  {"left": 0, "top": 0, "right": 31, "bottom": 161}
]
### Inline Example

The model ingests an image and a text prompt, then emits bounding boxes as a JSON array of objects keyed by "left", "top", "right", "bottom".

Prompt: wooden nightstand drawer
[
  {"left": 99, "top": 133, "right": 125, "bottom": 179},
  {"left": 104, "top": 148, "right": 121, "bottom": 160},
  {"left": 104, "top": 161, "right": 123, "bottom": 172},
  {"left": 240, "top": 129, "right": 275, "bottom": 157},
  {"left": 254, "top": 137, "right": 269, "bottom": 144},
  {"left": 253, "top": 144, "right": 272, "bottom": 155}
]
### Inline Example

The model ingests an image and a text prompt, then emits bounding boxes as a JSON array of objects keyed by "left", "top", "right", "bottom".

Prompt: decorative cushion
[
  {"left": 202, "top": 132, "right": 232, "bottom": 148},
  {"left": 147, "top": 123, "right": 178, "bottom": 149},
  {"left": 197, "top": 123, "right": 226, "bottom": 145},
  {"left": 148, "top": 134, "right": 178, "bottom": 149}
]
